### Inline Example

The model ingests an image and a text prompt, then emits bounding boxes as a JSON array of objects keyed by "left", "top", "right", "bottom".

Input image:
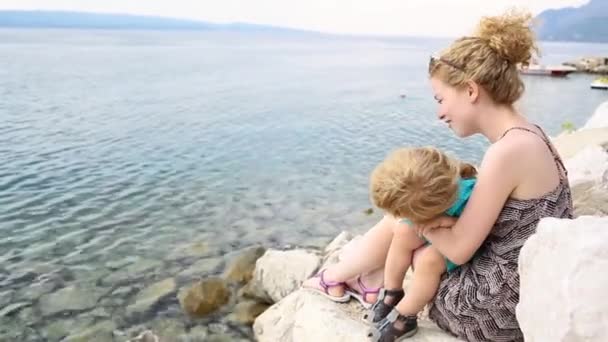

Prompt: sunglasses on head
[{"left": 429, "top": 53, "right": 465, "bottom": 73}]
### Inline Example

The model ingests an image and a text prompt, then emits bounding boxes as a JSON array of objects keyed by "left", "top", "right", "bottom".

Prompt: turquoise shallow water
[{"left": 0, "top": 29, "right": 607, "bottom": 340}]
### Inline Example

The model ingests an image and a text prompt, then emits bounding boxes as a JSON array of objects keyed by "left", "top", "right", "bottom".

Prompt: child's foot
[
  {"left": 367, "top": 308, "right": 418, "bottom": 341},
  {"left": 345, "top": 276, "right": 381, "bottom": 308},
  {"left": 362, "top": 288, "right": 405, "bottom": 324},
  {"left": 302, "top": 269, "right": 350, "bottom": 303}
]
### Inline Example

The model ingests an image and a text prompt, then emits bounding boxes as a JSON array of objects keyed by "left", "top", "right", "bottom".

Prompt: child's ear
[{"left": 459, "top": 163, "right": 477, "bottom": 178}]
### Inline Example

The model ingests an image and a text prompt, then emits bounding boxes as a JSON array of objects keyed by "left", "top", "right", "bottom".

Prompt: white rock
[
  {"left": 552, "top": 127, "right": 608, "bottom": 159},
  {"left": 323, "top": 231, "right": 353, "bottom": 255},
  {"left": 564, "top": 145, "right": 608, "bottom": 186},
  {"left": 517, "top": 216, "right": 608, "bottom": 342},
  {"left": 247, "top": 249, "right": 320, "bottom": 303},
  {"left": 572, "top": 180, "right": 608, "bottom": 217},
  {"left": 322, "top": 232, "right": 362, "bottom": 269},
  {"left": 254, "top": 289, "right": 459, "bottom": 342},
  {"left": 583, "top": 100, "right": 608, "bottom": 130}
]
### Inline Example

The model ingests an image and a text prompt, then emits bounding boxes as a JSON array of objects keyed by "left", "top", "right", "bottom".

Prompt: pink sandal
[
  {"left": 304, "top": 269, "right": 350, "bottom": 303},
  {"left": 346, "top": 276, "right": 381, "bottom": 309}
]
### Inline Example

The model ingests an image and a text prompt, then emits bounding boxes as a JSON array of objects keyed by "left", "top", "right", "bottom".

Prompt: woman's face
[{"left": 430, "top": 77, "right": 478, "bottom": 138}]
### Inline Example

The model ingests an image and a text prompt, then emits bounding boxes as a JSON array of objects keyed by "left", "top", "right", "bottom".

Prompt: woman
[{"left": 303, "top": 10, "right": 573, "bottom": 341}]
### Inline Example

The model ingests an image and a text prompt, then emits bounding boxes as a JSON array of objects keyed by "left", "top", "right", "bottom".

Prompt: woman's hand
[{"left": 415, "top": 215, "right": 457, "bottom": 237}]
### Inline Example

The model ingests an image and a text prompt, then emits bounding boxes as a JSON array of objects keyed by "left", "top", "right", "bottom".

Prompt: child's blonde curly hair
[{"left": 370, "top": 147, "right": 476, "bottom": 224}]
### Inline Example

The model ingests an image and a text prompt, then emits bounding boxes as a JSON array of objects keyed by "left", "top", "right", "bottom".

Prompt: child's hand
[{"left": 415, "top": 215, "right": 457, "bottom": 236}]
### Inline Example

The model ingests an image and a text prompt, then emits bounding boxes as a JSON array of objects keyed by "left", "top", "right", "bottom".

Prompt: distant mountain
[
  {"left": 535, "top": 0, "right": 608, "bottom": 43},
  {"left": 0, "top": 10, "right": 315, "bottom": 34}
]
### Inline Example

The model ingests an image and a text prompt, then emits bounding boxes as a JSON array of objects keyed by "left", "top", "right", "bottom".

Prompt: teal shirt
[
  {"left": 401, "top": 178, "right": 476, "bottom": 225},
  {"left": 400, "top": 178, "right": 476, "bottom": 272},
  {"left": 444, "top": 178, "right": 476, "bottom": 217}
]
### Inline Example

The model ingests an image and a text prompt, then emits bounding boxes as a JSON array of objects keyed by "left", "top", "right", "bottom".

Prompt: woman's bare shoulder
[
  {"left": 486, "top": 129, "right": 548, "bottom": 166},
  {"left": 485, "top": 128, "right": 560, "bottom": 199}
]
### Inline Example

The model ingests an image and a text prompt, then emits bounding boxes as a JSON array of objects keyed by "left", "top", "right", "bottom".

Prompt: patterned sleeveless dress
[{"left": 428, "top": 126, "right": 574, "bottom": 341}]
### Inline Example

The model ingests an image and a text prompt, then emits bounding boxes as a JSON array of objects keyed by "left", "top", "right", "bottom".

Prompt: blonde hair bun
[{"left": 476, "top": 9, "right": 538, "bottom": 66}]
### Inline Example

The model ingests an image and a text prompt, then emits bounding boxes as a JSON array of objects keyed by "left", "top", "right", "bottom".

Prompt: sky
[{"left": 0, "top": 0, "right": 590, "bottom": 37}]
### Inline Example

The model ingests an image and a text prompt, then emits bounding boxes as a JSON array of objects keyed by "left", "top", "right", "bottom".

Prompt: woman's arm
[{"left": 422, "top": 142, "right": 521, "bottom": 265}]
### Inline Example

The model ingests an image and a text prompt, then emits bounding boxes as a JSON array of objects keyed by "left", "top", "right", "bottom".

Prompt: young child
[{"left": 365, "top": 146, "right": 477, "bottom": 341}]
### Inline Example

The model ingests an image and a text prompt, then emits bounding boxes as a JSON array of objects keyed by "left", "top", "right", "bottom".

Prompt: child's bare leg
[
  {"left": 362, "top": 222, "right": 427, "bottom": 323},
  {"left": 384, "top": 222, "right": 426, "bottom": 290},
  {"left": 326, "top": 215, "right": 398, "bottom": 280},
  {"left": 365, "top": 247, "right": 445, "bottom": 340},
  {"left": 395, "top": 246, "right": 446, "bottom": 316},
  {"left": 302, "top": 215, "right": 397, "bottom": 299},
  {"left": 339, "top": 236, "right": 385, "bottom": 301}
]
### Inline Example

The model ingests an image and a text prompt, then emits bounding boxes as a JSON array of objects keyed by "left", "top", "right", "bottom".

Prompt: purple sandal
[
  {"left": 346, "top": 276, "right": 381, "bottom": 309},
  {"left": 304, "top": 269, "right": 350, "bottom": 303}
]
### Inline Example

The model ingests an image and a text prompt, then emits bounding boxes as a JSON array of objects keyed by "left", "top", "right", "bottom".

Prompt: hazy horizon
[{"left": 0, "top": 0, "right": 590, "bottom": 37}]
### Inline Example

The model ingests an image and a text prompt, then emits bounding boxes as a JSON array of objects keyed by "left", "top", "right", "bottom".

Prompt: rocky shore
[{"left": 564, "top": 57, "right": 608, "bottom": 74}]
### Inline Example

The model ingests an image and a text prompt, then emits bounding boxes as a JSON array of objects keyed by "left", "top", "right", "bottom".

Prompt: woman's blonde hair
[
  {"left": 370, "top": 147, "right": 476, "bottom": 224},
  {"left": 428, "top": 9, "right": 539, "bottom": 105}
]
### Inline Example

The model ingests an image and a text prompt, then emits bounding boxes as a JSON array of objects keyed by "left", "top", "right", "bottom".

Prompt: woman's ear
[{"left": 465, "top": 80, "right": 480, "bottom": 103}]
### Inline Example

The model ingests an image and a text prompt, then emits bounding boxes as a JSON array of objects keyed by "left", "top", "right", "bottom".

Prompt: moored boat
[
  {"left": 520, "top": 64, "right": 576, "bottom": 77},
  {"left": 590, "top": 77, "right": 608, "bottom": 90}
]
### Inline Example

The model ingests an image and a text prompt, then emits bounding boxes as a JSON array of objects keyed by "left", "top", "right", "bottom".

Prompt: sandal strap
[
  {"left": 369, "top": 309, "right": 418, "bottom": 341},
  {"left": 364, "top": 288, "right": 405, "bottom": 324},
  {"left": 367, "top": 299, "right": 394, "bottom": 319},
  {"left": 377, "top": 288, "right": 405, "bottom": 301},
  {"left": 318, "top": 269, "right": 346, "bottom": 295},
  {"left": 385, "top": 308, "right": 417, "bottom": 323},
  {"left": 357, "top": 277, "right": 381, "bottom": 303}
]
